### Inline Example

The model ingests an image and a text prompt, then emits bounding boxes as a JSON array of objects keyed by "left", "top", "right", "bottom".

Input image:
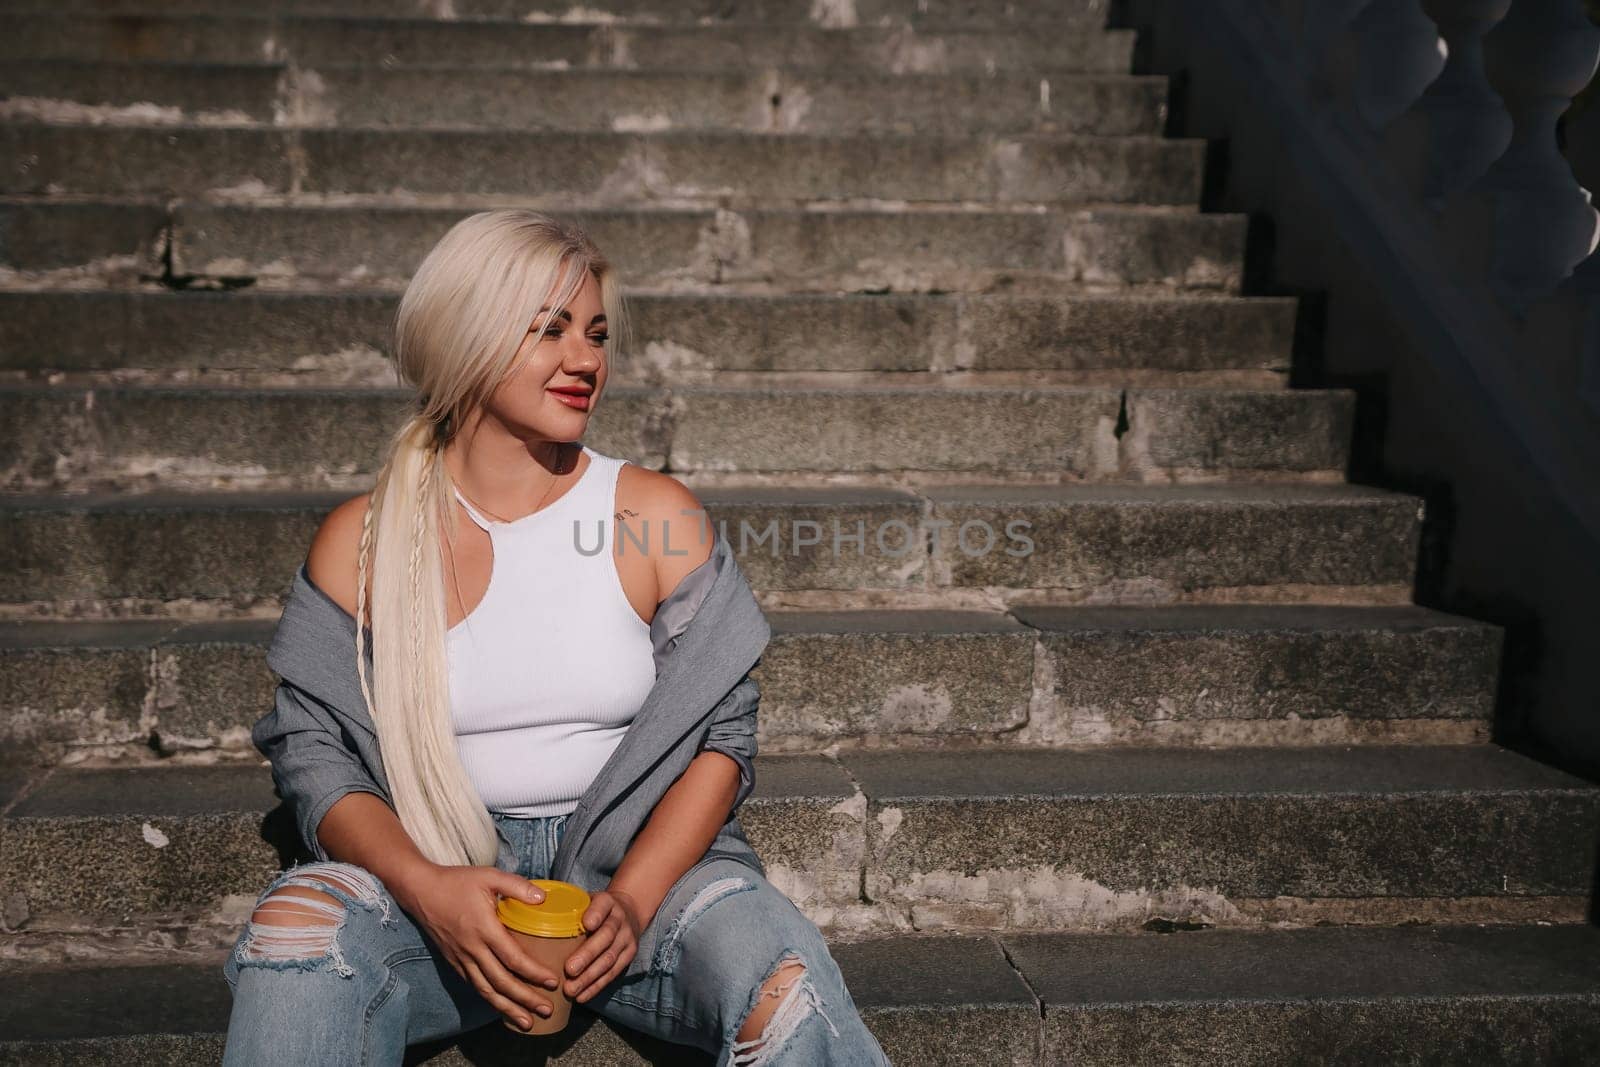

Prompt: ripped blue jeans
[{"left": 220, "top": 812, "right": 889, "bottom": 1066}]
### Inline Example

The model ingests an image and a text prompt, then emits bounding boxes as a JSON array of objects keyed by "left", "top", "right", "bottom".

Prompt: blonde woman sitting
[{"left": 218, "top": 210, "right": 890, "bottom": 1067}]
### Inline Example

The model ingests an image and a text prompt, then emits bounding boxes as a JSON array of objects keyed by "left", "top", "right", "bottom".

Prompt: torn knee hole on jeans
[
  {"left": 730, "top": 954, "right": 841, "bottom": 1067},
  {"left": 234, "top": 862, "right": 396, "bottom": 979},
  {"left": 650, "top": 876, "right": 756, "bottom": 975}
]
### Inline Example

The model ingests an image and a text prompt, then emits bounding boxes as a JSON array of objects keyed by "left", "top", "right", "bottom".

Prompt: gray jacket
[{"left": 254, "top": 526, "right": 773, "bottom": 893}]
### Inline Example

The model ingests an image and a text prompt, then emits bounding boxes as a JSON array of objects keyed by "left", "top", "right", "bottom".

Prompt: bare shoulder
[
  {"left": 615, "top": 462, "right": 714, "bottom": 600},
  {"left": 305, "top": 491, "right": 372, "bottom": 619}
]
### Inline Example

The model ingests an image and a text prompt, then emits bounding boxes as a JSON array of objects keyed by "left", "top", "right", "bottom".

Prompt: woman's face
[{"left": 478, "top": 268, "right": 609, "bottom": 441}]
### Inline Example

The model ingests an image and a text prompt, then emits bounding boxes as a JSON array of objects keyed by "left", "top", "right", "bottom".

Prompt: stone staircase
[{"left": 3, "top": 2, "right": 1599, "bottom": 1063}]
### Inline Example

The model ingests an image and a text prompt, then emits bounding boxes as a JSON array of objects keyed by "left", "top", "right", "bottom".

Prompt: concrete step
[
  {"left": 0, "top": 604, "right": 1502, "bottom": 765},
  {"left": 0, "top": 482, "right": 1424, "bottom": 609},
  {"left": 0, "top": 936, "right": 1042, "bottom": 1064},
  {"left": 0, "top": 125, "right": 1205, "bottom": 204},
  {"left": 2, "top": 746, "right": 1594, "bottom": 935},
  {"left": 162, "top": 203, "right": 1235, "bottom": 290},
  {"left": 0, "top": 13, "right": 1138, "bottom": 73},
  {"left": 4, "top": 201, "right": 1245, "bottom": 292},
  {"left": 0, "top": 287, "right": 1297, "bottom": 379},
  {"left": 0, "top": 61, "right": 1168, "bottom": 137},
  {"left": 0, "top": 0, "right": 1117, "bottom": 24},
  {"left": 0, "top": 382, "right": 1355, "bottom": 490},
  {"left": 5, "top": 925, "right": 1600, "bottom": 1063}
]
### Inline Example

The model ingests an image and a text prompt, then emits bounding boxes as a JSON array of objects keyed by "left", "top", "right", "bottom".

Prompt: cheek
[{"left": 483, "top": 367, "right": 549, "bottom": 422}]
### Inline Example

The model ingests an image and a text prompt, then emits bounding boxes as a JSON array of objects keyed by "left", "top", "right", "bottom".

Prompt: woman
[{"left": 219, "top": 209, "right": 890, "bottom": 1066}]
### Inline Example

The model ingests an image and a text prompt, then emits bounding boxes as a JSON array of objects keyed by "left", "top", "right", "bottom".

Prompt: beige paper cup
[{"left": 496, "top": 879, "right": 590, "bottom": 1035}]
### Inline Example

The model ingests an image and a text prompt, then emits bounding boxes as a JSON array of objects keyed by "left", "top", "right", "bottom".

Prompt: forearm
[
  {"left": 313, "top": 791, "right": 439, "bottom": 913},
  {"left": 606, "top": 749, "right": 741, "bottom": 925}
]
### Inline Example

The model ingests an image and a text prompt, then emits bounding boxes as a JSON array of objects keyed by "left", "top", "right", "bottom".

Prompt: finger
[
  {"left": 462, "top": 955, "right": 542, "bottom": 1032},
  {"left": 571, "top": 935, "right": 633, "bottom": 1003},
  {"left": 576, "top": 941, "right": 636, "bottom": 1005},
  {"left": 567, "top": 924, "right": 627, "bottom": 997},
  {"left": 581, "top": 895, "right": 614, "bottom": 933},
  {"left": 485, "top": 871, "right": 545, "bottom": 905},
  {"left": 568, "top": 941, "right": 621, "bottom": 999},
  {"left": 471, "top": 942, "right": 554, "bottom": 1018},
  {"left": 566, "top": 920, "right": 617, "bottom": 978},
  {"left": 486, "top": 926, "right": 562, "bottom": 990}
]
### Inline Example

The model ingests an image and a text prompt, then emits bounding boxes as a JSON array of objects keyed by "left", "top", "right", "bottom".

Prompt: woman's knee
[
  {"left": 732, "top": 955, "right": 828, "bottom": 1048},
  {"left": 650, "top": 873, "right": 846, "bottom": 1038},
  {"left": 231, "top": 861, "right": 400, "bottom": 981}
]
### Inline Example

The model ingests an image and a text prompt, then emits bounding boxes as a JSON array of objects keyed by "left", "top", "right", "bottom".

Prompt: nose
[{"left": 563, "top": 332, "right": 602, "bottom": 373}]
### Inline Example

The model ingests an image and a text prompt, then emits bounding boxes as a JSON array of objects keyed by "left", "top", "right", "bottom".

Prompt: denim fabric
[{"left": 220, "top": 813, "right": 889, "bottom": 1066}]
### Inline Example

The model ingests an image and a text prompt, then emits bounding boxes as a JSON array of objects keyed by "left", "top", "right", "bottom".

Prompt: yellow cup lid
[{"left": 497, "top": 879, "right": 591, "bottom": 938}]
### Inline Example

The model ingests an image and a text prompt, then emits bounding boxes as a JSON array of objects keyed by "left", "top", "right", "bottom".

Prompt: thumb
[{"left": 488, "top": 870, "right": 545, "bottom": 904}]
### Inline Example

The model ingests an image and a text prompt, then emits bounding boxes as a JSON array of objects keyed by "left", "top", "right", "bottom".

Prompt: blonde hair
[{"left": 355, "top": 209, "right": 628, "bottom": 867}]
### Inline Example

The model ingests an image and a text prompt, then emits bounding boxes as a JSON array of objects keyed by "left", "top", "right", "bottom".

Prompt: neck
[{"left": 441, "top": 413, "right": 573, "bottom": 518}]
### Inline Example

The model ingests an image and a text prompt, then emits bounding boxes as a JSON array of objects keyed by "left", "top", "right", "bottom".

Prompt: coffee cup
[{"left": 495, "top": 878, "right": 590, "bottom": 1035}]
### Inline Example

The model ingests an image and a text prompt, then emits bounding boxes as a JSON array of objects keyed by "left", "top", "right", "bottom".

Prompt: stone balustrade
[
  {"left": 1127, "top": 0, "right": 1600, "bottom": 542},
  {"left": 1267, "top": 0, "right": 1598, "bottom": 313}
]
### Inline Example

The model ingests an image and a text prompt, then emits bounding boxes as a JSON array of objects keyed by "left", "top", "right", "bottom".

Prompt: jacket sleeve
[
  {"left": 699, "top": 662, "right": 761, "bottom": 811},
  {"left": 252, "top": 678, "right": 391, "bottom": 863}
]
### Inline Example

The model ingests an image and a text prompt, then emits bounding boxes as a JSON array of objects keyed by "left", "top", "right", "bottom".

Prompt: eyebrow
[{"left": 535, "top": 306, "right": 607, "bottom": 325}]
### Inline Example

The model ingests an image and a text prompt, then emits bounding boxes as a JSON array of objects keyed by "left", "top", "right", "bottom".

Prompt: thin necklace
[{"left": 454, "top": 441, "right": 575, "bottom": 524}]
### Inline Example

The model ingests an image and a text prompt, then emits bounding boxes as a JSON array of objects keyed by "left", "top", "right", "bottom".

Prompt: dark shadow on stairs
[{"left": 406, "top": 1004, "right": 714, "bottom": 1066}]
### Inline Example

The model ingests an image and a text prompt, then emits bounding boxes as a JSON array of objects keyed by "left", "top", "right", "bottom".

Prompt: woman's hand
[
  {"left": 564, "top": 888, "right": 645, "bottom": 1003},
  {"left": 397, "top": 862, "right": 563, "bottom": 1031}
]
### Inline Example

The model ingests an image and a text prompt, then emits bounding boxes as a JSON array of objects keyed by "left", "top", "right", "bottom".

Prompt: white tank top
[{"left": 445, "top": 444, "right": 655, "bottom": 818}]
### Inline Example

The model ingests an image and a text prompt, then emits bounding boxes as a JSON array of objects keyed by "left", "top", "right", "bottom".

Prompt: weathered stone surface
[
  {"left": 0, "top": 604, "right": 1505, "bottom": 759},
  {"left": 924, "top": 482, "right": 1423, "bottom": 594},
  {"left": 0, "top": 964, "right": 235, "bottom": 1059},
  {"left": 0, "top": 620, "right": 173, "bottom": 764},
  {"left": 663, "top": 385, "right": 1125, "bottom": 475},
  {"left": 1007, "top": 924, "right": 1600, "bottom": 1065},
  {"left": 5, "top": 927, "right": 1600, "bottom": 1064},
  {"left": 733, "top": 757, "right": 867, "bottom": 928},
  {"left": 0, "top": 619, "right": 274, "bottom": 763},
  {"left": 0, "top": 0, "right": 1120, "bottom": 25},
  {"left": 759, "top": 610, "right": 1035, "bottom": 748},
  {"left": 0, "top": 198, "right": 166, "bottom": 274},
  {"left": 0, "top": 59, "right": 281, "bottom": 122},
  {"left": 0, "top": 289, "right": 399, "bottom": 375},
  {"left": 847, "top": 746, "right": 1600, "bottom": 930},
  {"left": 167, "top": 204, "right": 1242, "bottom": 290},
  {"left": 148, "top": 621, "right": 279, "bottom": 754},
  {"left": 1, "top": 62, "right": 1166, "bottom": 137},
  {"left": 304, "top": 129, "right": 1203, "bottom": 204},
  {"left": 0, "top": 484, "right": 1426, "bottom": 604},
  {"left": 1011, "top": 603, "right": 1501, "bottom": 745},
  {"left": 0, "top": 14, "right": 1138, "bottom": 74},
  {"left": 0, "top": 125, "right": 294, "bottom": 198},
  {"left": 0, "top": 383, "right": 1352, "bottom": 489},
  {"left": 0, "top": 936, "right": 1045, "bottom": 1065},
  {"left": 0, "top": 385, "right": 665, "bottom": 488},
  {"left": 825, "top": 934, "right": 1041, "bottom": 1066},
  {"left": 0, "top": 764, "right": 283, "bottom": 917},
  {"left": 0, "top": 758, "right": 866, "bottom": 925},
  {"left": 4, "top": 747, "right": 1595, "bottom": 936},
  {"left": 1119, "top": 386, "right": 1354, "bottom": 473},
  {"left": 1, "top": 125, "right": 1203, "bottom": 203},
  {"left": 0, "top": 288, "right": 1297, "bottom": 376},
  {"left": 1045, "top": 995, "right": 1600, "bottom": 1066},
  {"left": 668, "top": 384, "right": 1348, "bottom": 476},
  {"left": 0, "top": 491, "right": 333, "bottom": 604}
]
